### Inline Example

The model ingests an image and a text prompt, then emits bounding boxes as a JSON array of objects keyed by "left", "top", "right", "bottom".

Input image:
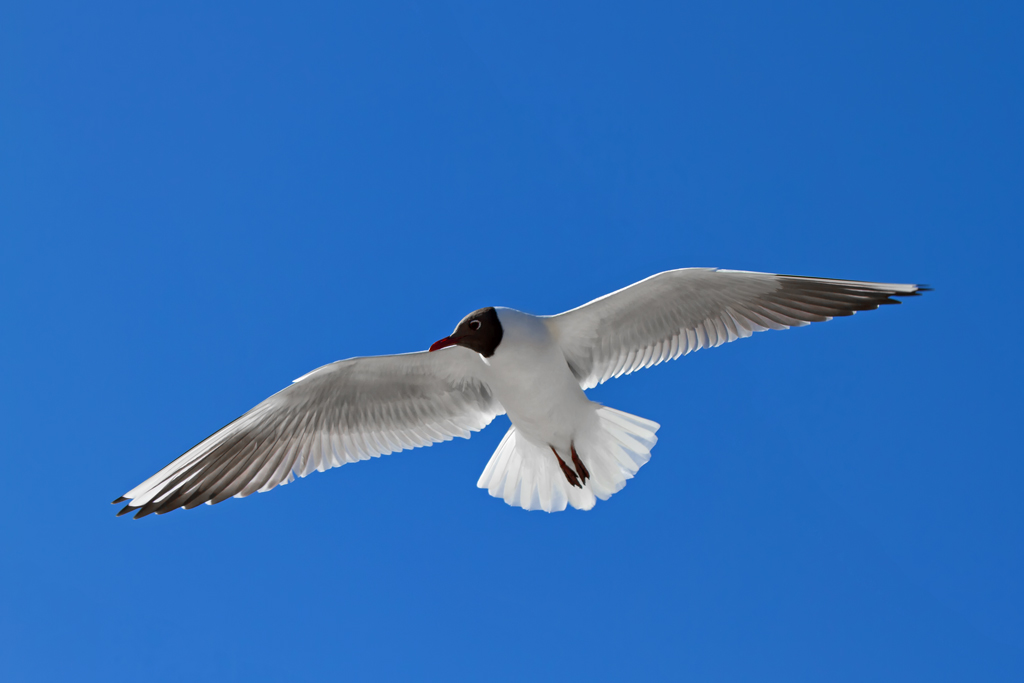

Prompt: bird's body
[
  {"left": 483, "top": 308, "right": 591, "bottom": 455},
  {"left": 114, "top": 268, "right": 926, "bottom": 518}
]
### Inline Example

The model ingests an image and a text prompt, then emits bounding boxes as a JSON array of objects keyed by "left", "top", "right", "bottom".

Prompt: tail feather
[{"left": 477, "top": 407, "right": 660, "bottom": 512}]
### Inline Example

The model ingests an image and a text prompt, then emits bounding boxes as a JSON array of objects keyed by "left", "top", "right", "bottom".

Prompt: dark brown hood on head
[
  {"left": 430, "top": 307, "right": 503, "bottom": 357},
  {"left": 452, "top": 307, "right": 503, "bottom": 357}
]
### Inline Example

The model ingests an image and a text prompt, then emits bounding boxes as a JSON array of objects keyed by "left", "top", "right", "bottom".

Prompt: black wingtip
[
  {"left": 116, "top": 504, "right": 136, "bottom": 517},
  {"left": 112, "top": 496, "right": 127, "bottom": 505},
  {"left": 888, "top": 284, "right": 931, "bottom": 300}
]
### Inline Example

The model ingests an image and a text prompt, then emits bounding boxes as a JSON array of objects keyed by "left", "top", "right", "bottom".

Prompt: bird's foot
[
  {"left": 551, "top": 446, "right": 582, "bottom": 488},
  {"left": 570, "top": 443, "right": 590, "bottom": 484}
]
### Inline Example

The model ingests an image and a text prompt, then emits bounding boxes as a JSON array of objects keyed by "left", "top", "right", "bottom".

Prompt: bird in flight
[{"left": 113, "top": 268, "right": 926, "bottom": 518}]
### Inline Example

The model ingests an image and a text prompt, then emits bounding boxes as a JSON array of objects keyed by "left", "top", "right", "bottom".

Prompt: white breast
[{"left": 481, "top": 308, "right": 595, "bottom": 451}]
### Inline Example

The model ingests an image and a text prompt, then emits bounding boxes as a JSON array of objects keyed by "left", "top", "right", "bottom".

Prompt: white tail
[{"left": 477, "top": 407, "right": 660, "bottom": 512}]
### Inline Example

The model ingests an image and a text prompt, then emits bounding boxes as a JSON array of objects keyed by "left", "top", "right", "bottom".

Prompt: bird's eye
[{"left": 469, "top": 320, "right": 481, "bottom": 331}]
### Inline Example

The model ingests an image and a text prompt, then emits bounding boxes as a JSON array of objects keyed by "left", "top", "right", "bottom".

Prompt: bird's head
[{"left": 429, "top": 307, "right": 503, "bottom": 357}]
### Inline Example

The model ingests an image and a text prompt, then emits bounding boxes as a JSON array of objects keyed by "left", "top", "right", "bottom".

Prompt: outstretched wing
[
  {"left": 114, "top": 348, "right": 503, "bottom": 518},
  {"left": 549, "top": 268, "right": 926, "bottom": 389}
]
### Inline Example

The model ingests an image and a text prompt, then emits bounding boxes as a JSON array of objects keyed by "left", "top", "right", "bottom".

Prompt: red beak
[{"left": 429, "top": 336, "right": 459, "bottom": 352}]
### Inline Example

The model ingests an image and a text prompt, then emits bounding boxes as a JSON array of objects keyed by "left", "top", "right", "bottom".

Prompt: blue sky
[{"left": 1, "top": 1, "right": 1021, "bottom": 680}]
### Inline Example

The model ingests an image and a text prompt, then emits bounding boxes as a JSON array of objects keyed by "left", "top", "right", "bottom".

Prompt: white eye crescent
[{"left": 469, "top": 320, "right": 481, "bottom": 331}]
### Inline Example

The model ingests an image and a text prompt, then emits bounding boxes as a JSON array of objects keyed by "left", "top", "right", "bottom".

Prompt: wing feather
[
  {"left": 550, "top": 268, "right": 926, "bottom": 389},
  {"left": 115, "top": 348, "right": 503, "bottom": 518}
]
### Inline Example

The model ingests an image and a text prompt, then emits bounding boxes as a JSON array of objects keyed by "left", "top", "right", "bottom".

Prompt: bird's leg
[
  {"left": 570, "top": 442, "right": 590, "bottom": 484},
  {"left": 551, "top": 446, "right": 582, "bottom": 488}
]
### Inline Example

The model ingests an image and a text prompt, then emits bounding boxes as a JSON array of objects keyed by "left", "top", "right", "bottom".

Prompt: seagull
[{"left": 113, "top": 268, "right": 926, "bottom": 518}]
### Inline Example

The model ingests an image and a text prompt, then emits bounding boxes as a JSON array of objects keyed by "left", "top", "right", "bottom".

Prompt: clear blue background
[{"left": 2, "top": 2, "right": 1021, "bottom": 681}]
